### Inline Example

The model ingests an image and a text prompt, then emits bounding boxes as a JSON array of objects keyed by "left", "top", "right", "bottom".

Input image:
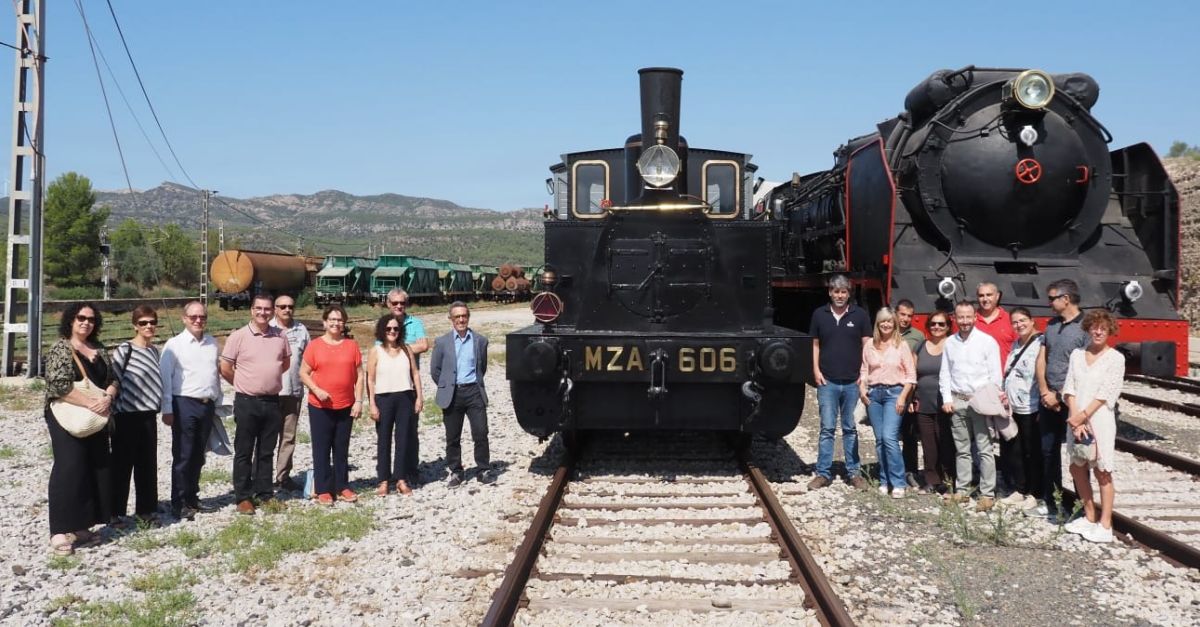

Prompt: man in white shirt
[
  {"left": 939, "top": 300, "right": 1004, "bottom": 511},
  {"left": 159, "top": 301, "right": 222, "bottom": 520}
]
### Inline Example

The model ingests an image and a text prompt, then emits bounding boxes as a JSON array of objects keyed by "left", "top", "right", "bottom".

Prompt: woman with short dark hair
[
  {"left": 1062, "top": 309, "right": 1125, "bottom": 543},
  {"left": 368, "top": 314, "right": 424, "bottom": 496},
  {"left": 110, "top": 305, "right": 163, "bottom": 524},
  {"left": 45, "top": 302, "right": 118, "bottom": 555}
]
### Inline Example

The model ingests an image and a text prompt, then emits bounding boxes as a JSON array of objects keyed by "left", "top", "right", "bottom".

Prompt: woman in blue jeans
[{"left": 859, "top": 308, "right": 917, "bottom": 497}]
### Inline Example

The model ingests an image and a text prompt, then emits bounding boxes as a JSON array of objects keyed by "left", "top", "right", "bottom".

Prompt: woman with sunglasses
[
  {"left": 300, "top": 305, "right": 365, "bottom": 505},
  {"left": 367, "top": 314, "right": 424, "bottom": 495},
  {"left": 109, "top": 305, "right": 164, "bottom": 525},
  {"left": 44, "top": 303, "right": 119, "bottom": 555},
  {"left": 910, "top": 310, "right": 955, "bottom": 494}
]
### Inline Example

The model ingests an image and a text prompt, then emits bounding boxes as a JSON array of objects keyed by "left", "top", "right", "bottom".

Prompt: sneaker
[
  {"left": 807, "top": 476, "right": 831, "bottom": 491},
  {"left": 975, "top": 496, "right": 995, "bottom": 512},
  {"left": 891, "top": 488, "right": 906, "bottom": 499},
  {"left": 447, "top": 472, "right": 466, "bottom": 488},
  {"left": 1022, "top": 495, "right": 1040, "bottom": 510},
  {"left": 1023, "top": 503, "right": 1049, "bottom": 518},
  {"left": 316, "top": 493, "right": 334, "bottom": 506},
  {"left": 879, "top": 485, "right": 889, "bottom": 496},
  {"left": 848, "top": 476, "right": 868, "bottom": 490},
  {"left": 1001, "top": 492, "right": 1027, "bottom": 506},
  {"left": 1081, "top": 523, "right": 1114, "bottom": 544},
  {"left": 338, "top": 489, "right": 359, "bottom": 503},
  {"left": 1064, "top": 516, "right": 1097, "bottom": 536}
]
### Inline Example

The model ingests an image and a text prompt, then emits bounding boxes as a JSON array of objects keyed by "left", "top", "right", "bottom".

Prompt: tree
[
  {"left": 45, "top": 172, "right": 109, "bottom": 286},
  {"left": 110, "top": 218, "right": 163, "bottom": 289},
  {"left": 1167, "top": 141, "right": 1200, "bottom": 160},
  {"left": 153, "top": 223, "right": 200, "bottom": 288}
]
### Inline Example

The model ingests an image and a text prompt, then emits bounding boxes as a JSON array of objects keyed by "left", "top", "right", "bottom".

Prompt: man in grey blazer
[{"left": 430, "top": 301, "right": 492, "bottom": 486}]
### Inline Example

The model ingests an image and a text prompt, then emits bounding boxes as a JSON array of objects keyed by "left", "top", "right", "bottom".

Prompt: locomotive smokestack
[{"left": 638, "top": 67, "right": 683, "bottom": 152}]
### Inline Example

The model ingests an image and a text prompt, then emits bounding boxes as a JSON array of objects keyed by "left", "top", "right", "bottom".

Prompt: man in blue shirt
[
  {"left": 808, "top": 275, "right": 871, "bottom": 490},
  {"left": 430, "top": 302, "right": 492, "bottom": 487}
]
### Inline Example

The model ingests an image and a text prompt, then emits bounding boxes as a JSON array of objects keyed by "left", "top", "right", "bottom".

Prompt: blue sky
[{"left": 1, "top": 1, "right": 1196, "bottom": 212}]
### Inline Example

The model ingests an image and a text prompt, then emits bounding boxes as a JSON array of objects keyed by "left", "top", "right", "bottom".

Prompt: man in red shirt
[{"left": 974, "top": 282, "right": 1016, "bottom": 369}]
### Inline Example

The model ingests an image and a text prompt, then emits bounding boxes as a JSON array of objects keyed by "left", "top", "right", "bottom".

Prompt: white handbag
[{"left": 49, "top": 351, "right": 109, "bottom": 438}]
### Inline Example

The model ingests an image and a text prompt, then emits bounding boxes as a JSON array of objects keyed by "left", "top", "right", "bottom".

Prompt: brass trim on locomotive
[
  {"left": 701, "top": 159, "right": 742, "bottom": 220},
  {"left": 569, "top": 160, "right": 610, "bottom": 220}
]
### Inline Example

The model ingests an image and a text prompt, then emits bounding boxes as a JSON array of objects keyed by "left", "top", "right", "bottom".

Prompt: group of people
[
  {"left": 808, "top": 275, "right": 1124, "bottom": 544},
  {"left": 43, "top": 290, "right": 494, "bottom": 556}
]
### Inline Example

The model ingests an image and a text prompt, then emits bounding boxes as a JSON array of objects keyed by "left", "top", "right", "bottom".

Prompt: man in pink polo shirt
[
  {"left": 975, "top": 282, "right": 1016, "bottom": 369},
  {"left": 220, "top": 293, "right": 291, "bottom": 515}
]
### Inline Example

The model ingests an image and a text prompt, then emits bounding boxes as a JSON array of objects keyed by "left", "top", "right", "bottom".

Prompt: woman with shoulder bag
[
  {"left": 367, "top": 314, "right": 424, "bottom": 496},
  {"left": 999, "top": 307, "right": 1042, "bottom": 509},
  {"left": 1061, "top": 309, "right": 1125, "bottom": 543},
  {"left": 109, "top": 305, "right": 163, "bottom": 526},
  {"left": 45, "top": 303, "right": 119, "bottom": 555}
]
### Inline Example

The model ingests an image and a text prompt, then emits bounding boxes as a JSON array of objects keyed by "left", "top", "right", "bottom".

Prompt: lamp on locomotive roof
[{"left": 636, "top": 115, "right": 681, "bottom": 189}]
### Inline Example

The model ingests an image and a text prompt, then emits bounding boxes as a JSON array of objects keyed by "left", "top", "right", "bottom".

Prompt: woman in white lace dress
[{"left": 1061, "top": 309, "right": 1125, "bottom": 543}]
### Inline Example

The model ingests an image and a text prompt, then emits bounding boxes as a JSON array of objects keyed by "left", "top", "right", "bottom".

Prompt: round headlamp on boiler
[{"left": 1006, "top": 69, "right": 1056, "bottom": 110}]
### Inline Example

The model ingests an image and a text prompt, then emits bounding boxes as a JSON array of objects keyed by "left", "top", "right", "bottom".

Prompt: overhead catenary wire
[{"left": 74, "top": 0, "right": 135, "bottom": 195}]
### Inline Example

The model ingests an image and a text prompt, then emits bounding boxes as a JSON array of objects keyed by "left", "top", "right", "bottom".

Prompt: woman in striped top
[
  {"left": 368, "top": 314, "right": 424, "bottom": 496},
  {"left": 110, "top": 305, "right": 164, "bottom": 523}
]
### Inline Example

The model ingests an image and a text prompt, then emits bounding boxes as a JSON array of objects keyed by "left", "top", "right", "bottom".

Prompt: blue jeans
[
  {"left": 867, "top": 385, "right": 906, "bottom": 489},
  {"left": 816, "top": 381, "right": 861, "bottom": 479}
]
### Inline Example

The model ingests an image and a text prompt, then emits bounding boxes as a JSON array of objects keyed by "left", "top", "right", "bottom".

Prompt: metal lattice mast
[
  {"left": 200, "top": 189, "right": 214, "bottom": 306},
  {"left": 3, "top": 0, "right": 45, "bottom": 377}
]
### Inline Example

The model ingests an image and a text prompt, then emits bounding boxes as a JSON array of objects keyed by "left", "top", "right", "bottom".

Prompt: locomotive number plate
[{"left": 582, "top": 345, "right": 738, "bottom": 374}]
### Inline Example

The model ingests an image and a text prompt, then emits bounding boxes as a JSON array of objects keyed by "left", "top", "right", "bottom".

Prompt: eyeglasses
[
  {"left": 385, "top": 326, "right": 401, "bottom": 333},
  {"left": 389, "top": 300, "right": 407, "bottom": 306},
  {"left": 75, "top": 315, "right": 96, "bottom": 323},
  {"left": 135, "top": 319, "right": 158, "bottom": 327},
  {"left": 1047, "top": 294, "right": 1067, "bottom": 303},
  {"left": 252, "top": 307, "right": 273, "bottom": 313},
  {"left": 928, "top": 321, "right": 949, "bottom": 328},
  {"left": 275, "top": 304, "right": 294, "bottom": 310},
  {"left": 450, "top": 314, "right": 469, "bottom": 320},
  {"left": 186, "top": 315, "right": 208, "bottom": 322},
  {"left": 325, "top": 318, "right": 345, "bottom": 324}
]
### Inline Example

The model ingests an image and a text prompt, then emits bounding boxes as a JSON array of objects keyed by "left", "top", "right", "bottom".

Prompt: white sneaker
[
  {"left": 891, "top": 488, "right": 906, "bottom": 499},
  {"left": 1064, "top": 516, "right": 1097, "bottom": 536},
  {"left": 1081, "top": 523, "right": 1114, "bottom": 544},
  {"left": 1023, "top": 503, "right": 1049, "bottom": 518},
  {"left": 1001, "top": 492, "right": 1026, "bottom": 505},
  {"left": 1022, "top": 495, "right": 1040, "bottom": 510},
  {"left": 879, "top": 486, "right": 889, "bottom": 496}
]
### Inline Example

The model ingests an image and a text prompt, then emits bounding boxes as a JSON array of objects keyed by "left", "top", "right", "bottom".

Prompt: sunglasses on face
[
  {"left": 1047, "top": 294, "right": 1066, "bottom": 302},
  {"left": 385, "top": 326, "right": 400, "bottom": 333},
  {"left": 186, "top": 315, "right": 207, "bottom": 322},
  {"left": 276, "top": 304, "right": 294, "bottom": 310},
  {"left": 75, "top": 315, "right": 96, "bottom": 323},
  {"left": 135, "top": 319, "right": 158, "bottom": 327},
  {"left": 928, "top": 321, "right": 948, "bottom": 328},
  {"left": 389, "top": 300, "right": 407, "bottom": 306}
]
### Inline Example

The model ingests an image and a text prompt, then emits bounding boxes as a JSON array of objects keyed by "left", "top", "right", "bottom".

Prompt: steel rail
[
  {"left": 1121, "top": 392, "right": 1200, "bottom": 418},
  {"left": 1126, "top": 374, "right": 1200, "bottom": 396},
  {"left": 1063, "top": 488, "right": 1200, "bottom": 570},
  {"left": 738, "top": 450, "right": 855, "bottom": 627},
  {"left": 480, "top": 450, "right": 576, "bottom": 627},
  {"left": 1114, "top": 436, "right": 1200, "bottom": 477}
]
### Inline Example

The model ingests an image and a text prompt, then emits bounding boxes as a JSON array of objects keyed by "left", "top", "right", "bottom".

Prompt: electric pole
[
  {"left": 3, "top": 0, "right": 46, "bottom": 377},
  {"left": 218, "top": 220, "right": 224, "bottom": 253},
  {"left": 100, "top": 224, "right": 110, "bottom": 300},
  {"left": 200, "top": 189, "right": 216, "bottom": 306}
]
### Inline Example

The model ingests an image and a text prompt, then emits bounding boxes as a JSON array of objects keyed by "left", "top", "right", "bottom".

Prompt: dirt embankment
[{"left": 1166, "top": 157, "right": 1200, "bottom": 332}]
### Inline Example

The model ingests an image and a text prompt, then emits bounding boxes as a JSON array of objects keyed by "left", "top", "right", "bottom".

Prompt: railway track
[{"left": 481, "top": 433, "right": 853, "bottom": 626}]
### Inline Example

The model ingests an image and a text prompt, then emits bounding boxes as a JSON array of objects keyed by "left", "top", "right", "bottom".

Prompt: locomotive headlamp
[
  {"left": 1010, "top": 70, "right": 1055, "bottom": 110},
  {"left": 937, "top": 277, "right": 957, "bottom": 298},
  {"left": 637, "top": 145, "right": 681, "bottom": 188},
  {"left": 1122, "top": 280, "right": 1144, "bottom": 303}
]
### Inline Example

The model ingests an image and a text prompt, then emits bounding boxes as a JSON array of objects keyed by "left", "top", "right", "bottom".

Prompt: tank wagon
[
  {"left": 369, "top": 255, "right": 441, "bottom": 304},
  {"left": 763, "top": 66, "right": 1184, "bottom": 375},
  {"left": 507, "top": 68, "right": 812, "bottom": 439},
  {"left": 314, "top": 256, "right": 377, "bottom": 306},
  {"left": 209, "top": 249, "right": 310, "bottom": 310}
]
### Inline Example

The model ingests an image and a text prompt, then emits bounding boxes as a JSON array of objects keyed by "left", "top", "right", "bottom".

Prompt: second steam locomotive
[{"left": 506, "top": 68, "right": 811, "bottom": 439}]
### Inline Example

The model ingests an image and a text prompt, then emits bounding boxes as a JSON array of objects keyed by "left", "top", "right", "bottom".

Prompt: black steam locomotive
[
  {"left": 506, "top": 68, "right": 811, "bottom": 439},
  {"left": 765, "top": 66, "right": 1185, "bottom": 375}
]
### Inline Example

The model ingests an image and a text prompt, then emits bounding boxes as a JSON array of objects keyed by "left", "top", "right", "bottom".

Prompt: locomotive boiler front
[{"left": 897, "top": 69, "right": 1111, "bottom": 255}]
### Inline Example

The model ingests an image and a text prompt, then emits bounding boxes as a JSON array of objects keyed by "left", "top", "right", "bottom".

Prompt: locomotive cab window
[
  {"left": 702, "top": 160, "right": 740, "bottom": 219},
  {"left": 571, "top": 161, "right": 609, "bottom": 219}
]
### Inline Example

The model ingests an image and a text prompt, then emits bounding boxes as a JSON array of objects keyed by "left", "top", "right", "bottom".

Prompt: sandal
[
  {"left": 376, "top": 482, "right": 389, "bottom": 496},
  {"left": 72, "top": 529, "right": 101, "bottom": 548},
  {"left": 50, "top": 534, "right": 74, "bottom": 556},
  {"left": 396, "top": 481, "right": 412, "bottom": 496}
]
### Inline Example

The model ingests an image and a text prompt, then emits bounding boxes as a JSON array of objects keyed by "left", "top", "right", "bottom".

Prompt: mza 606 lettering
[{"left": 507, "top": 68, "right": 812, "bottom": 439}]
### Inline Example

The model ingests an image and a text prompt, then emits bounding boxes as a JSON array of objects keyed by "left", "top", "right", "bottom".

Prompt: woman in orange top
[
  {"left": 299, "top": 305, "right": 364, "bottom": 505},
  {"left": 860, "top": 307, "right": 917, "bottom": 498}
]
